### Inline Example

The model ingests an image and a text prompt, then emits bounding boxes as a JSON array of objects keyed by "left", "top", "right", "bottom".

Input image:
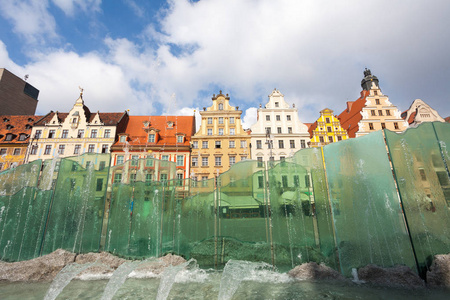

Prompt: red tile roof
[
  {"left": 306, "top": 122, "right": 316, "bottom": 138},
  {"left": 445, "top": 116, "right": 450, "bottom": 123},
  {"left": 337, "top": 90, "right": 369, "bottom": 138},
  {"left": 115, "top": 115, "right": 196, "bottom": 148},
  {"left": 0, "top": 115, "right": 42, "bottom": 144}
]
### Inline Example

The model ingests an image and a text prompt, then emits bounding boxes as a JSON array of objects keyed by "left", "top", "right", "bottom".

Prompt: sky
[{"left": 0, "top": 0, "right": 449, "bottom": 129}]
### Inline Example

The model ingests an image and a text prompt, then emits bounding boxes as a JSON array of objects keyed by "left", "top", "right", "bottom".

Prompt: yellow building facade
[
  {"left": 309, "top": 108, "right": 349, "bottom": 147},
  {"left": 191, "top": 91, "right": 251, "bottom": 181}
]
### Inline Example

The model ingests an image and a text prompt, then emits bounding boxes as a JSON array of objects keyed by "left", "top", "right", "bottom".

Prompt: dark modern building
[{"left": 0, "top": 68, "right": 39, "bottom": 115}]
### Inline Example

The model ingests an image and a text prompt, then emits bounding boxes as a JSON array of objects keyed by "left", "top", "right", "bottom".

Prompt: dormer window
[
  {"left": 25, "top": 124, "right": 32, "bottom": 129},
  {"left": 167, "top": 121, "right": 174, "bottom": 128},
  {"left": 3, "top": 118, "right": 9, "bottom": 123},
  {"left": 28, "top": 118, "right": 34, "bottom": 122},
  {"left": 177, "top": 135, "right": 184, "bottom": 143},
  {"left": 148, "top": 134, "right": 155, "bottom": 143},
  {"left": 18, "top": 134, "right": 27, "bottom": 141},
  {"left": 119, "top": 135, "right": 127, "bottom": 143},
  {"left": 6, "top": 124, "right": 14, "bottom": 130},
  {"left": 5, "top": 134, "right": 13, "bottom": 141},
  {"left": 143, "top": 121, "right": 150, "bottom": 127}
]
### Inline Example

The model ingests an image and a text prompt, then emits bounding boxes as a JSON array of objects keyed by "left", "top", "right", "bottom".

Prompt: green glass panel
[
  {"left": 290, "top": 148, "right": 339, "bottom": 270},
  {"left": 385, "top": 122, "right": 450, "bottom": 277},
  {"left": 42, "top": 154, "right": 110, "bottom": 255},
  {"left": 216, "top": 160, "right": 271, "bottom": 266},
  {"left": 433, "top": 122, "right": 450, "bottom": 206},
  {"left": 181, "top": 177, "right": 217, "bottom": 267},
  {"left": 324, "top": 131, "right": 416, "bottom": 276},
  {"left": 0, "top": 159, "right": 41, "bottom": 195}
]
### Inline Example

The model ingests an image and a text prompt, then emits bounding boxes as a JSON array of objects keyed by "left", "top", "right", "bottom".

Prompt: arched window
[{"left": 218, "top": 103, "right": 223, "bottom": 110}]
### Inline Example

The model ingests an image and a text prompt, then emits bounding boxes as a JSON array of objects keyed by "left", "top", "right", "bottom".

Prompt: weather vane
[{"left": 78, "top": 86, "right": 84, "bottom": 95}]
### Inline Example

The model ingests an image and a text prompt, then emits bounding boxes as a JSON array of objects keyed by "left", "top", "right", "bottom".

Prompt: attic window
[
  {"left": 5, "top": 134, "right": 13, "bottom": 141},
  {"left": 167, "top": 121, "right": 174, "bottom": 128},
  {"left": 25, "top": 124, "right": 32, "bottom": 129},
  {"left": 119, "top": 135, "right": 127, "bottom": 142},
  {"left": 143, "top": 121, "right": 150, "bottom": 127},
  {"left": 3, "top": 118, "right": 9, "bottom": 123},
  {"left": 28, "top": 118, "right": 34, "bottom": 122},
  {"left": 177, "top": 135, "right": 184, "bottom": 143},
  {"left": 19, "top": 134, "right": 27, "bottom": 141},
  {"left": 6, "top": 124, "right": 14, "bottom": 130},
  {"left": 52, "top": 121, "right": 56, "bottom": 124}
]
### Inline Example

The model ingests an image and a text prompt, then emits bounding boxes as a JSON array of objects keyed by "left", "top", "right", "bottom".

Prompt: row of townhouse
[{"left": 1, "top": 69, "right": 447, "bottom": 181}]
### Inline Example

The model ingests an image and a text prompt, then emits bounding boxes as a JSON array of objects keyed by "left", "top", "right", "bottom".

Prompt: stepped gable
[
  {"left": 0, "top": 115, "right": 42, "bottom": 144},
  {"left": 117, "top": 115, "right": 195, "bottom": 146},
  {"left": 337, "top": 90, "right": 369, "bottom": 138}
]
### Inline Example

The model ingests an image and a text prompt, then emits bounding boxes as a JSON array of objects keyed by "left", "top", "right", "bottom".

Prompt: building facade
[
  {"left": 191, "top": 91, "right": 251, "bottom": 181},
  {"left": 338, "top": 69, "right": 408, "bottom": 138},
  {"left": 0, "top": 115, "right": 40, "bottom": 171},
  {"left": 27, "top": 93, "right": 128, "bottom": 163},
  {"left": 401, "top": 99, "right": 445, "bottom": 127},
  {"left": 309, "top": 108, "right": 349, "bottom": 147},
  {"left": 0, "top": 68, "right": 39, "bottom": 115},
  {"left": 109, "top": 115, "right": 195, "bottom": 185},
  {"left": 250, "top": 89, "right": 310, "bottom": 163}
]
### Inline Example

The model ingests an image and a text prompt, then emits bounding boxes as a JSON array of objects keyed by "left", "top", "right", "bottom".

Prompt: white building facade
[{"left": 250, "top": 89, "right": 310, "bottom": 163}]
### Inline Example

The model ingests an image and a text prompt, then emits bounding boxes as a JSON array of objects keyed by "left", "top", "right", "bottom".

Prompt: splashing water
[
  {"left": 101, "top": 260, "right": 145, "bottom": 300},
  {"left": 156, "top": 259, "right": 195, "bottom": 300}
]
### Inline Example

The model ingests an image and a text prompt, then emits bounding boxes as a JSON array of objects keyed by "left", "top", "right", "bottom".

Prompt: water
[{"left": 1, "top": 267, "right": 449, "bottom": 300}]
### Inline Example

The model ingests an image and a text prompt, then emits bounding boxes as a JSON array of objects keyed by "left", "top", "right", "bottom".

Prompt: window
[
  {"left": 35, "top": 130, "right": 42, "bottom": 139},
  {"left": 192, "top": 157, "right": 198, "bottom": 166},
  {"left": 202, "top": 141, "right": 208, "bottom": 148},
  {"left": 229, "top": 156, "right": 235, "bottom": 166},
  {"left": 337, "top": 136, "right": 342, "bottom": 141},
  {"left": 102, "top": 144, "right": 108, "bottom": 153},
  {"left": 240, "top": 140, "right": 247, "bottom": 148},
  {"left": 77, "top": 129, "right": 84, "bottom": 138},
  {"left": 288, "top": 127, "right": 292, "bottom": 134},
  {"left": 257, "top": 157, "right": 263, "bottom": 168},
  {"left": 325, "top": 117, "right": 330, "bottom": 123},
  {"left": 375, "top": 99, "right": 380, "bottom": 105},
  {"left": 30, "top": 145, "right": 38, "bottom": 155},
  {"left": 207, "top": 117, "right": 212, "bottom": 124},
  {"left": 386, "top": 110, "right": 391, "bottom": 116},
  {"left": 319, "top": 136, "right": 324, "bottom": 143},
  {"left": 230, "top": 128, "right": 235, "bottom": 135},
  {"left": 13, "top": 148, "right": 21, "bottom": 155},
  {"left": 378, "top": 110, "right": 383, "bottom": 116},
  {"left": 394, "top": 122, "right": 399, "bottom": 130},
  {"left": 207, "top": 129, "right": 212, "bottom": 136},
  {"left": 280, "top": 156, "right": 285, "bottom": 161},
  {"left": 176, "top": 173, "right": 183, "bottom": 186},
  {"left": 88, "top": 144, "right": 95, "bottom": 153},
  {"left": 218, "top": 103, "right": 223, "bottom": 110},
  {"left": 219, "top": 117, "right": 224, "bottom": 124},
  {"left": 177, "top": 155, "right": 184, "bottom": 166},
  {"left": 117, "top": 155, "right": 124, "bottom": 165},
  {"left": 131, "top": 155, "right": 139, "bottom": 166},
  {"left": 160, "top": 174, "right": 168, "bottom": 185},
  {"left": 328, "top": 136, "right": 333, "bottom": 143},
  {"left": 104, "top": 129, "right": 111, "bottom": 138},
  {"left": 90, "top": 129, "right": 97, "bottom": 138},
  {"left": 146, "top": 173, "right": 153, "bottom": 183},
  {"left": 215, "top": 141, "right": 221, "bottom": 149},
  {"left": 277, "top": 127, "right": 282, "bottom": 134},
  {"left": 327, "top": 127, "right": 331, "bottom": 132},
  {"left": 294, "top": 175, "right": 300, "bottom": 187},
  {"left": 162, "top": 155, "right": 169, "bottom": 161},
  {"left": 301, "top": 140, "right": 306, "bottom": 148},
  {"left": 130, "top": 174, "right": 137, "bottom": 183},
  {"left": 266, "top": 127, "right": 271, "bottom": 134},
  {"left": 381, "top": 123, "right": 386, "bottom": 129},
  {"left": 282, "top": 175, "right": 288, "bottom": 188},
  {"left": 19, "top": 134, "right": 27, "bottom": 141},
  {"left": 276, "top": 115, "right": 281, "bottom": 121},
  {"left": 256, "top": 140, "right": 262, "bottom": 149},
  {"left": 266, "top": 115, "right": 270, "bottom": 121},
  {"left": 99, "top": 161, "right": 106, "bottom": 171},
  {"left": 275, "top": 102, "right": 279, "bottom": 107},
  {"left": 371, "top": 110, "right": 376, "bottom": 116},
  {"left": 177, "top": 135, "right": 183, "bottom": 143},
  {"left": 229, "top": 140, "right": 235, "bottom": 148},
  {"left": 148, "top": 134, "right": 155, "bottom": 143},
  {"left": 114, "top": 173, "right": 122, "bottom": 183},
  {"left": 419, "top": 169, "right": 427, "bottom": 181},
  {"left": 96, "top": 178, "right": 103, "bottom": 191},
  {"left": 278, "top": 140, "right": 284, "bottom": 148},
  {"left": 202, "top": 157, "right": 208, "bottom": 166},
  {"left": 74, "top": 144, "right": 81, "bottom": 154},
  {"left": 369, "top": 123, "right": 374, "bottom": 130},
  {"left": 48, "top": 130, "right": 55, "bottom": 138},
  {"left": 61, "top": 130, "right": 68, "bottom": 138},
  {"left": 230, "top": 117, "right": 235, "bottom": 124},
  {"left": 290, "top": 140, "right": 295, "bottom": 148},
  {"left": 202, "top": 176, "right": 208, "bottom": 187},
  {"left": 215, "top": 156, "right": 221, "bottom": 166},
  {"left": 119, "top": 135, "right": 126, "bottom": 142},
  {"left": 287, "top": 115, "right": 291, "bottom": 121},
  {"left": 192, "top": 141, "right": 198, "bottom": 149},
  {"left": 219, "top": 128, "right": 224, "bottom": 135},
  {"left": 146, "top": 159, "right": 154, "bottom": 167},
  {"left": 258, "top": 176, "right": 264, "bottom": 188},
  {"left": 58, "top": 145, "right": 65, "bottom": 155},
  {"left": 44, "top": 145, "right": 51, "bottom": 155}
]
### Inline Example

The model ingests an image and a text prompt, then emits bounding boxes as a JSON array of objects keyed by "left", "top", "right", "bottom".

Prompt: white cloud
[
  {"left": 241, "top": 107, "right": 257, "bottom": 130},
  {"left": 51, "top": 0, "right": 101, "bottom": 16},
  {"left": 0, "top": 0, "right": 57, "bottom": 43}
]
